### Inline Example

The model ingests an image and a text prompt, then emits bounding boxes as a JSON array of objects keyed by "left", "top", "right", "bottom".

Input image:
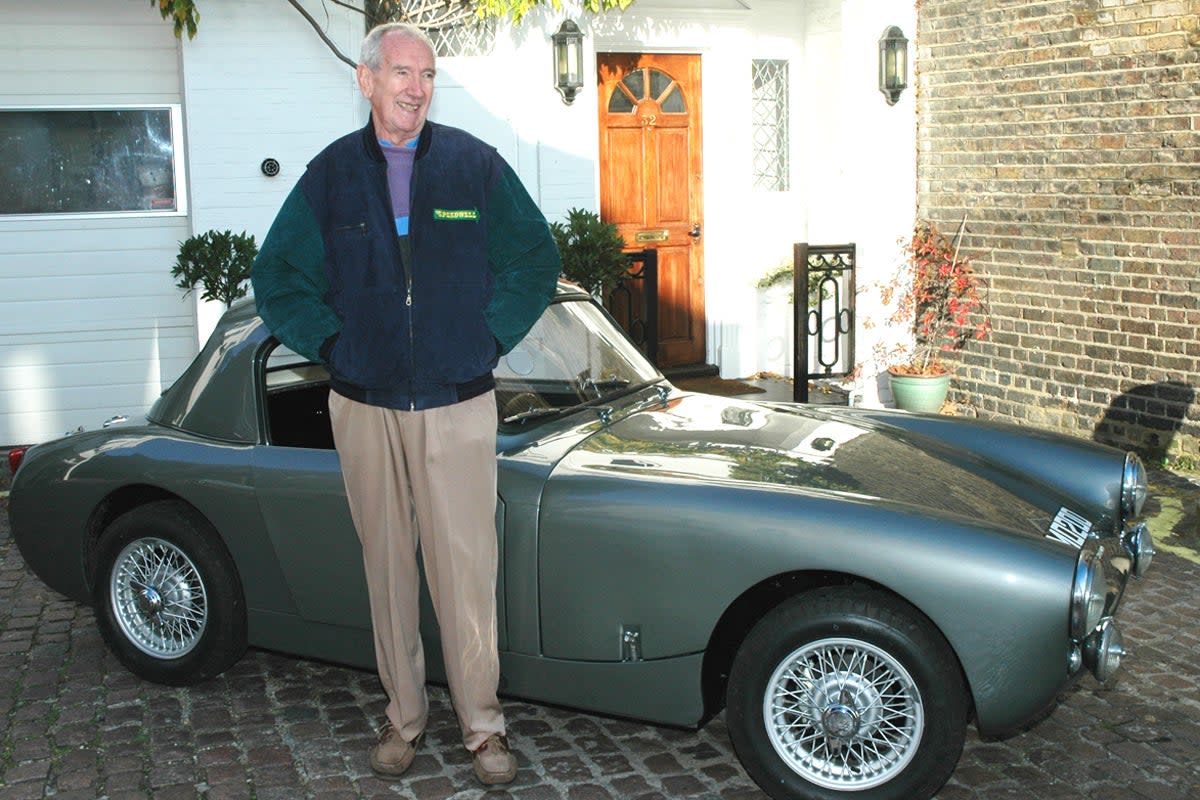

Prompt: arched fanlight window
[{"left": 607, "top": 68, "right": 686, "bottom": 114}]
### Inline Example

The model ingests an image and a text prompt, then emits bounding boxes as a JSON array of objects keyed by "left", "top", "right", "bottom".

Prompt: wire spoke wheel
[
  {"left": 110, "top": 536, "right": 208, "bottom": 659},
  {"left": 94, "top": 501, "right": 246, "bottom": 685},
  {"left": 763, "top": 637, "right": 924, "bottom": 791},
  {"left": 728, "top": 589, "right": 966, "bottom": 800}
]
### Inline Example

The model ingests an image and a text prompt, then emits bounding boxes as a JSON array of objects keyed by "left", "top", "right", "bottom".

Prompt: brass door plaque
[{"left": 634, "top": 229, "right": 669, "bottom": 243}]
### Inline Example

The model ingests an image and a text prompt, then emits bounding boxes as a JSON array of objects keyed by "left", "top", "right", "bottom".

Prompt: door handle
[{"left": 688, "top": 223, "right": 701, "bottom": 239}]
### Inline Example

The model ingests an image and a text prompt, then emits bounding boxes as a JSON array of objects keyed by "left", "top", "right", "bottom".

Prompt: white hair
[{"left": 360, "top": 22, "right": 436, "bottom": 70}]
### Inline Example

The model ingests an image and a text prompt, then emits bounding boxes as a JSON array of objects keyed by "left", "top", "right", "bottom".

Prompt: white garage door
[{"left": 0, "top": 1, "right": 194, "bottom": 445}]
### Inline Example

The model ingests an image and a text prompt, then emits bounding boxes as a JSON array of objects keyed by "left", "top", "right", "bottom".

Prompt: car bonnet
[{"left": 561, "top": 392, "right": 1079, "bottom": 542}]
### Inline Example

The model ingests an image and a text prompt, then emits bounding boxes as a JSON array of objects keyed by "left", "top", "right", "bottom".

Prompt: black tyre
[
  {"left": 93, "top": 500, "right": 247, "bottom": 685},
  {"left": 726, "top": 586, "right": 968, "bottom": 800}
]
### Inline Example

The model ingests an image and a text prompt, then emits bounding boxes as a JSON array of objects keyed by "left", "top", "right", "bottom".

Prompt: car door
[
  {"left": 249, "top": 345, "right": 509, "bottom": 656},
  {"left": 251, "top": 442, "right": 369, "bottom": 628}
]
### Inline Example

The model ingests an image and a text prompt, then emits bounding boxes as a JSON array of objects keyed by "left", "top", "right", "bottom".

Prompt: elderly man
[{"left": 251, "top": 22, "right": 560, "bottom": 786}]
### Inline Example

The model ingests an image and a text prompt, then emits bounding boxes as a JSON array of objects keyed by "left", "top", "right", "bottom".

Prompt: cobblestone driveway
[{"left": 1, "top": 466, "right": 1197, "bottom": 800}]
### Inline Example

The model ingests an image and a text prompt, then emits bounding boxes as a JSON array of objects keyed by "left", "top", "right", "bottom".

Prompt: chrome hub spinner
[
  {"left": 136, "top": 585, "right": 164, "bottom": 618},
  {"left": 811, "top": 674, "right": 881, "bottom": 741},
  {"left": 821, "top": 703, "right": 861, "bottom": 740}
]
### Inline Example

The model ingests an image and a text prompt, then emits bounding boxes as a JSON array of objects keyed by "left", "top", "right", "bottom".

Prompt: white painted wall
[
  {"left": 177, "top": 0, "right": 365, "bottom": 339},
  {"left": 693, "top": 0, "right": 918, "bottom": 403},
  {"left": 0, "top": 0, "right": 191, "bottom": 445},
  {"left": 799, "top": 0, "right": 918, "bottom": 406}
]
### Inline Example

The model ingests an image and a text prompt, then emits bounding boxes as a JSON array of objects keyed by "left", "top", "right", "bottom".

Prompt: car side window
[{"left": 262, "top": 344, "right": 335, "bottom": 449}]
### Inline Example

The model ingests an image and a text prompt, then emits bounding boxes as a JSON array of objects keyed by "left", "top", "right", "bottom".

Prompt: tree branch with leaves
[{"left": 151, "top": 0, "right": 637, "bottom": 61}]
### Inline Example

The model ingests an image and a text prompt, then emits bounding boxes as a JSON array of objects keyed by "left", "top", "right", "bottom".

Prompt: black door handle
[{"left": 688, "top": 223, "right": 701, "bottom": 239}]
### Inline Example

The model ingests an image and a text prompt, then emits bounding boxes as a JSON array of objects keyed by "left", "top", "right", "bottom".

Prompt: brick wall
[{"left": 916, "top": 0, "right": 1200, "bottom": 461}]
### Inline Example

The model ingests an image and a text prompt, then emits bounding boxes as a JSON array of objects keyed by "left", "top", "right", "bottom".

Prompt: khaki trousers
[{"left": 328, "top": 390, "right": 504, "bottom": 751}]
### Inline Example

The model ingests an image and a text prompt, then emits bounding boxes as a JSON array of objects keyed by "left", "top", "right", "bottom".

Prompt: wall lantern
[
  {"left": 878, "top": 25, "right": 909, "bottom": 105},
  {"left": 553, "top": 19, "right": 584, "bottom": 105}
]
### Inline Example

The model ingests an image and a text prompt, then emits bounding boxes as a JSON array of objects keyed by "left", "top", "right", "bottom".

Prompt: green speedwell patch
[{"left": 433, "top": 208, "right": 479, "bottom": 221}]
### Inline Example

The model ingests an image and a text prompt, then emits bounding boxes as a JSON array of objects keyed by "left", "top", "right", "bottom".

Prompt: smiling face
[{"left": 357, "top": 30, "right": 435, "bottom": 146}]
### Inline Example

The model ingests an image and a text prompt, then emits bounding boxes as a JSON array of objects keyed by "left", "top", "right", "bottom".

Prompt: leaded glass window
[
  {"left": 428, "top": 18, "right": 495, "bottom": 57},
  {"left": 752, "top": 59, "right": 790, "bottom": 192},
  {"left": 366, "top": 0, "right": 494, "bottom": 57}
]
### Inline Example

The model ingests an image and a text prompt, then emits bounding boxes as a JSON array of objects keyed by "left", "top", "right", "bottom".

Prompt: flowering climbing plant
[{"left": 875, "top": 220, "right": 991, "bottom": 376}]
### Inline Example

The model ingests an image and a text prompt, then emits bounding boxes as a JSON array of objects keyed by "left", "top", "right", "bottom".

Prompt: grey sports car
[{"left": 8, "top": 283, "right": 1154, "bottom": 800}]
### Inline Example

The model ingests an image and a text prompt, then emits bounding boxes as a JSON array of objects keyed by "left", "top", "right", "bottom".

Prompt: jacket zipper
[
  {"left": 404, "top": 161, "right": 417, "bottom": 411},
  {"left": 406, "top": 274, "right": 414, "bottom": 411}
]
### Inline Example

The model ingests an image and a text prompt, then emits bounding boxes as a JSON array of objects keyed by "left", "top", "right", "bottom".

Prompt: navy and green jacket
[{"left": 251, "top": 118, "right": 561, "bottom": 410}]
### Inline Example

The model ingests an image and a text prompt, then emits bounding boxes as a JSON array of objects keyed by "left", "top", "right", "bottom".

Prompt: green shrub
[
  {"left": 550, "top": 208, "right": 631, "bottom": 295},
  {"left": 172, "top": 229, "right": 258, "bottom": 308}
]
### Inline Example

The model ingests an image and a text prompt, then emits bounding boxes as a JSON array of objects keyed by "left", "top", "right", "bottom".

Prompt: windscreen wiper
[{"left": 503, "top": 407, "right": 564, "bottom": 424}]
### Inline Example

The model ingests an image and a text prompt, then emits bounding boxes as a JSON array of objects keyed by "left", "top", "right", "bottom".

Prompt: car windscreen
[{"left": 495, "top": 298, "right": 661, "bottom": 425}]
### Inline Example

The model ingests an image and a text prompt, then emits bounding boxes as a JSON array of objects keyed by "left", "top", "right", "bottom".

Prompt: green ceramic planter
[{"left": 888, "top": 370, "right": 951, "bottom": 413}]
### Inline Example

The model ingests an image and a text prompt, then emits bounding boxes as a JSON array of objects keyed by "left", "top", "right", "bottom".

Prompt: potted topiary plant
[
  {"left": 550, "top": 208, "right": 632, "bottom": 296},
  {"left": 873, "top": 219, "right": 990, "bottom": 412},
  {"left": 171, "top": 229, "right": 258, "bottom": 308}
]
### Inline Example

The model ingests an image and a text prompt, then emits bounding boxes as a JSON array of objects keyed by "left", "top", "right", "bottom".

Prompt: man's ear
[{"left": 356, "top": 64, "right": 373, "bottom": 99}]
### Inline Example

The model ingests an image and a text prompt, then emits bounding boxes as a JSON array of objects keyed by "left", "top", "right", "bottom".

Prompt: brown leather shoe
[
  {"left": 369, "top": 723, "right": 419, "bottom": 780},
  {"left": 472, "top": 734, "right": 517, "bottom": 785}
]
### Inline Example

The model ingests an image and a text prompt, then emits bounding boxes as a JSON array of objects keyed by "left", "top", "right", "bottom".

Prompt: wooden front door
[{"left": 597, "top": 53, "right": 705, "bottom": 368}]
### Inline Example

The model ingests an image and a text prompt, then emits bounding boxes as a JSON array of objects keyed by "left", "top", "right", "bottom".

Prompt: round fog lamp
[
  {"left": 1084, "top": 620, "right": 1124, "bottom": 682},
  {"left": 1124, "top": 523, "right": 1155, "bottom": 578}
]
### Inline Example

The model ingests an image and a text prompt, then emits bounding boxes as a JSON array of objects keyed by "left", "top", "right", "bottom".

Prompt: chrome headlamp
[
  {"left": 1069, "top": 547, "right": 1106, "bottom": 639},
  {"left": 1120, "top": 452, "right": 1148, "bottom": 522}
]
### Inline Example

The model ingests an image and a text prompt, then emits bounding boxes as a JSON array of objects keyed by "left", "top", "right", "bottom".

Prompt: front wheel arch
[{"left": 700, "top": 572, "right": 974, "bottom": 723}]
